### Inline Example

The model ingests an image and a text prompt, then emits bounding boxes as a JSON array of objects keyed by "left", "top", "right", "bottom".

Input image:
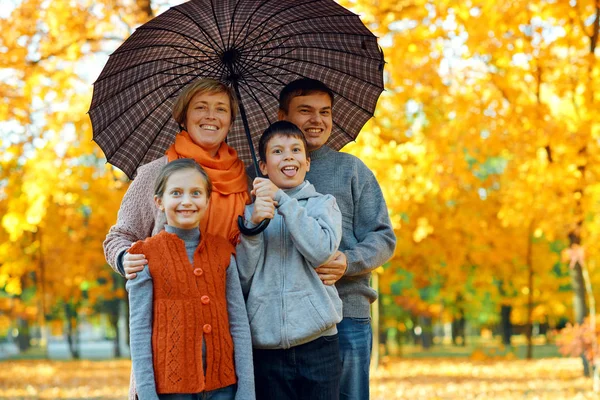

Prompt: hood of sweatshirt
[{"left": 278, "top": 180, "right": 321, "bottom": 202}]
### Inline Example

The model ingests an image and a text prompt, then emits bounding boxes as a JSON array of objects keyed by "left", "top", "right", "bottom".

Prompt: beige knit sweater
[{"left": 104, "top": 157, "right": 168, "bottom": 275}]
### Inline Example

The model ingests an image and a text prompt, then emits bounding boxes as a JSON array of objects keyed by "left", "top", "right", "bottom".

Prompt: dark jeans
[
  {"left": 253, "top": 334, "right": 341, "bottom": 400},
  {"left": 338, "top": 317, "right": 372, "bottom": 400}
]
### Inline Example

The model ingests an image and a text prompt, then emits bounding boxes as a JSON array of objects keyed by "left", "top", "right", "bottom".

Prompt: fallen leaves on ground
[
  {"left": 0, "top": 359, "right": 130, "bottom": 399},
  {"left": 371, "top": 357, "right": 595, "bottom": 399},
  {"left": 0, "top": 357, "right": 594, "bottom": 399}
]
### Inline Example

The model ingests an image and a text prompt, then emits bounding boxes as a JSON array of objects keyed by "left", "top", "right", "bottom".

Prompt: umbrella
[{"left": 89, "top": 0, "right": 384, "bottom": 233}]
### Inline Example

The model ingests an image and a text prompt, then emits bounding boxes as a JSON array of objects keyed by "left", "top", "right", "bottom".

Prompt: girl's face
[
  {"left": 184, "top": 91, "right": 232, "bottom": 157},
  {"left": 154, "top": 168, "right": 210, "bottom": 230}
]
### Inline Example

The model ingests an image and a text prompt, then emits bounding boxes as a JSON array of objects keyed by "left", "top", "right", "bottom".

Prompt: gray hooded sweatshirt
[{"left": 236, "top": 181, "right": 343, "bottom": 349}]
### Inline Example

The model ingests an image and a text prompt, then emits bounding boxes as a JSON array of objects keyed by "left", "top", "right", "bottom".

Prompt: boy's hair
[
  {"left": 258, "top": 121, "right": 309, "bottom": 162},
  {"left": 172, "top": 78, "right": 238, "bottom": 128},
  {"left": 278, "top": 78, "right": 335, "bottom": 114},
  {"left": 154, "top": 159, "right": 212, "bottom": 198}
]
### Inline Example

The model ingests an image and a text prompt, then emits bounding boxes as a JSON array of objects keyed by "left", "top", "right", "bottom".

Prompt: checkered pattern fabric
[{"left": 89, "top": 0, "right": 385, "bottom": 179}]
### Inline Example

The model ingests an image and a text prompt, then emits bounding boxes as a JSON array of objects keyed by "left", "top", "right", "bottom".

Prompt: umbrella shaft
[{"left": 232, "top": 80, "right": 262, "bottom": 178}]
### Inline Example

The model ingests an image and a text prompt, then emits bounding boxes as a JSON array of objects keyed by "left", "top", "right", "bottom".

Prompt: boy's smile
[{"left": 259, "top": 134, "right": 310, "bottom": 189}]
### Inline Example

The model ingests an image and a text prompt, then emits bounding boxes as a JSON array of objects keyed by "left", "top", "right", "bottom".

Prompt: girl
[{"left": 126, "top": 158, "right": 254, "bottom": 400}]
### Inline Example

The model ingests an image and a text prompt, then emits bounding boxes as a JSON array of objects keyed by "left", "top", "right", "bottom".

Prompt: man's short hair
[{"left": 278, "top": 78, "right": 334, "bottom": 114}]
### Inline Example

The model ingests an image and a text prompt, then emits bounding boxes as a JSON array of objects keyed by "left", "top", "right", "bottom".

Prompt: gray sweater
[
  {"left": 126, "top": 225, "right": 254, "bottom": 400},
  {"left": 306, "top": 146, "right": 396, "bottom": 318},
  {"left": 236, "top": 181, "right": 343, "bottom": 349}
]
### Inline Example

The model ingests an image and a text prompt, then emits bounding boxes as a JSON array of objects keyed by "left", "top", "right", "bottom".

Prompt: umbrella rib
[
  {"left": 240, "top": 68, "right": 289, "bottom": 98},
  {"left": 235, "top": 0, "right": 332, "bottom": 51},
  {"left": 90, "top": 59, "right": 223, "bottom": 112},
  {"left": 209, "top": 0, "right": 227, "bottom": 51},
  {"left": 240, "top": 42, "right": 384, "bottom": 61},
  {"left": 237, "top": 81, "right": 275, "bottom": 129},
  {"left": 243, "top": 60, "right": 379, "bottom": 116},
  {"left": 239, "top": 13, "right": 367, "bottom": 54},
  {"left": 235, "top": 0, "right": 275, "bottom": 52},
  {"left": 244, "top": 30, "right": 379, "bottom": 57},
  {"left": 332, "top": 119, "right": 359, "bottom": 143},
  {"left": 225, "top": 0, "right": 245, "bottom": 49},
  {"left": 96, "top": 71, "right": 197, "bottom": 149},
  {"left": 249, "top": 54, "right": 382, "bottom": 90},
  {"left": 129, "top": 111, "right": 174, "bottom": 173},
  {"left": 169, "top": 7, "right": 225, "bottom": 53},
  {"left": 107, "top": 41, "right": 215, "bottom": 60},
  {"left": 94, "top": 52, "right": 221, "bottom": 85},
  {"left": 237, "top": 43, "right": 296, "bottom": 79}
]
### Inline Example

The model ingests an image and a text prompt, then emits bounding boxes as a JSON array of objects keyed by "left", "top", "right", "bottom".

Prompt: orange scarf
[{"left": 166, "top": 131, "right": 250, "bottom": 244}]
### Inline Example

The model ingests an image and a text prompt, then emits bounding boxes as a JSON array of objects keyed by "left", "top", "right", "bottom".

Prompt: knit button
[
  {"left": 193, "top": 268, "right": 203, "bottom": 276},
  {"left": 203, "top": 324, "right": 212, "bottom": 334},
  {"left": 201, "top": 295, "right": 210, "bottom": 304}
]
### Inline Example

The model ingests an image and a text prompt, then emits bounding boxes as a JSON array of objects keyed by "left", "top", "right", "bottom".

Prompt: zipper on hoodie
[{"left": 280, "top": 213, "right": 289, "bottom": 349}]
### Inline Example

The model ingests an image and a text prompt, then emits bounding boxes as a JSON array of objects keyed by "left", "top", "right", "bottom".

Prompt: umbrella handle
[{"left": 237, "top": 216, "right": 270, "bottom": 236}]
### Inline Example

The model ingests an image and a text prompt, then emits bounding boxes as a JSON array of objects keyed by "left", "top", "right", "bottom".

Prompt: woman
[
  {"left": 104, "top": 79, "right": 253, "bottom": 400},
  {"left": 103, "top": 78, "right": 250, "bottom": 279}
]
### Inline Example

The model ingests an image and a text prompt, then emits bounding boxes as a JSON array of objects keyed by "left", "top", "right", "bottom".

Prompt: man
[{"left": 277, "top": 78, "right": 396, "bottom": 400}]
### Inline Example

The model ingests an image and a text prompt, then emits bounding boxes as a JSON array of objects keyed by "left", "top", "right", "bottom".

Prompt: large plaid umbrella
[{"left": 89, "top": 0, "right": 385, "bottom": 179}]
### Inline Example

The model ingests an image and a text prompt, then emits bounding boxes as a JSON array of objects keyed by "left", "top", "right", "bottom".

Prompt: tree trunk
[
  {"left": 64, "top": 303, "right": 80, "bottom": 360},
  {"left": 500, "top": 305, "right": 512, "bottom": 346},
  {"left": 569, "top": 231, "right": 590, "bottom": 376},
  {"left": 16, "top": 318, "right": 31, "bottom": 352},
  {"left": 419, "top": 316, "right": 433, "bottom": 349},
  {"left": 107, "top": 300, "right": 121, "bottom": 358},
  {"left": 525, "top": 221, "right": 534, "bottom": 360},
  {"left": 451, "top": 313, "right": 466, "bottom": 346}
]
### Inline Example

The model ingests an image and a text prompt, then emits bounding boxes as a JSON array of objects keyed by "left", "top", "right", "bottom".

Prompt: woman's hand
[
  {"left": 250, "top": 178, "right": 279, "bottom": 225},
  {"left": 124, "top": 251, "right": 147, "bottom": 280}
]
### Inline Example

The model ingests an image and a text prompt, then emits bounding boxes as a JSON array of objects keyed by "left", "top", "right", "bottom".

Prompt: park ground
[{"left": 0, "top": 348, "right": 596, "bottom": 399}]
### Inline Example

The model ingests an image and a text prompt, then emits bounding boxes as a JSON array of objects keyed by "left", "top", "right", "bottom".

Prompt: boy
[
  {"left": 278, "top": 79, "right": 397, "bottom": 400},
  {"left": 236, "top": 121, "right": 343, "bottom": 400}
]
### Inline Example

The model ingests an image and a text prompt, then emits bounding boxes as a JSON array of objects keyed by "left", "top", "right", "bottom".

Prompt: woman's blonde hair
[{"left": 172, "top": 78, "right": 238, "bottom": 129}]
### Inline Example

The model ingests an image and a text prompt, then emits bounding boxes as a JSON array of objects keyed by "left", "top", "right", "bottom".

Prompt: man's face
[{"left": 278, "top": 92, "right": 332, "bottom": 152}]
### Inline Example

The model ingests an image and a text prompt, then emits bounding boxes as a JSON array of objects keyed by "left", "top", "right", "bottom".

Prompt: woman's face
[{"left": 185, "top": 91, "right": 232, "bottom": 157}]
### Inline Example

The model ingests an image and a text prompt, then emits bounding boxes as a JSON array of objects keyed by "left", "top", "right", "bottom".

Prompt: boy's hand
[
  {"left": 250, "top": 195, "right": 276, "bottom": 225},
  {"left": 250, "top": 178, "right": 279, "bottom": 225},
  {"left": 251, "top": 177, "right": 279, "bottom": 200},
  {"left": 124, "top": 251, "right": 147, "bottom": 280},
  {"left": 316, "top": 251, "right": 347, "bottom": 286}
]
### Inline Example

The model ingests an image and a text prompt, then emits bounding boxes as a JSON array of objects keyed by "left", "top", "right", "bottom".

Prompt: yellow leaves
[{"left": 413, "top": 217, "right": 434, "bottom": 243}]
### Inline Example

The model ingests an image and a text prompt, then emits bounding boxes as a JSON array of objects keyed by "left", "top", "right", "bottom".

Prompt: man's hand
[
  {"left": 250, "top": 178, "right": 279, "bottom": 225},
  {"left": 124, "top": 251, "right": 147, "bottom": 280},
  {"left": 316, "top": 251, "right": 347, "bottom": 286}
]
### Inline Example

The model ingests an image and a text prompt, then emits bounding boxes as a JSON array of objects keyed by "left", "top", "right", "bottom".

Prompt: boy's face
[
  {"left": 259, "top": 134, "right": 310, "bottom": 189},
  {"left": 278, "top": 92, "right": 332, "bottom": 152}
]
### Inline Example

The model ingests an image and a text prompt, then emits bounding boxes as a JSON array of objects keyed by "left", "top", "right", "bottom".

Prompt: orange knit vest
[{"left": 129, "top": 231, "right": 237, "bottom": 394}]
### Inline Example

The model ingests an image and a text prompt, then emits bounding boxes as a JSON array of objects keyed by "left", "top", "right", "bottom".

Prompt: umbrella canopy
[{"left": 89, "top": 0, "right": 385, "bottom": 179}]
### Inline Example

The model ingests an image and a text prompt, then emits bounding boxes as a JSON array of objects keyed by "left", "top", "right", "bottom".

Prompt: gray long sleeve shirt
[
  {"left": 126, "top": 225, "right": 254, "bottom": 400},
  {"left": 305, "top": 145, "right": 396, "bottom": 318}
]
